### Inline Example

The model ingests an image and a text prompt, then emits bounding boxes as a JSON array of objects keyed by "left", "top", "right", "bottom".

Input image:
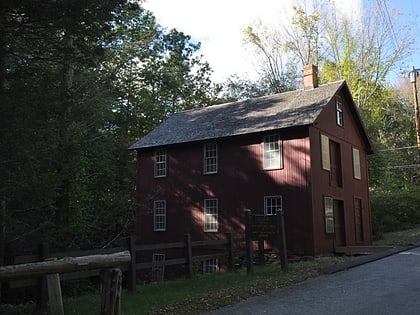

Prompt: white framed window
[
  {"left": 154, "top": 148, "right": 167, "bottom": 178},
  {"left": 264, "top": 196, "right": 282, "bottom": 215},
  {"left": 154, "top": 200, "right": 166, "bottom": 231},
  {"left": 352, "top": 147, "right": 361, "bottom": 180},
  {"left": 336, "top": 95, "right": 343, "bottom": 126},
  {"left": 204, "top": 258, "right": 219, "bottom": 273},
  {"left": 204, "top": 142, "right": 218, "bottom": 174},
  {"left": 204, "top": 199, "right": 218, "bottom": 232},
  {"left": 263, "top": 134, "right": 282, "bottom": 169},
  {"left": 321, "top": 134, "right": 330, "bottom": 171},
  {"left": 324, "top": 196, "right": 334, "bottom": 233}
]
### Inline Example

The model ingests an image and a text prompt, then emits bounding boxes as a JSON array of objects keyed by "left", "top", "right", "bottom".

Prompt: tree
[
  {"left": 243, "top": 23, "right": 298, "bottom": 93},
  {"left": 283, "top": 5, "right": 321, "bottom": 67},
  {"left": 320, "top": 0, "right": 412, "bottom": 109},
  {"left": 217, "top": 74, "right": 271, "bottom": 101},
  {"left": 0, "top": 0, "right": 219, "bottom": 254},
  {"left": 0, "top": 0, "right": 132, "bottom": 250},
  {"left": 242, "top": 0, "right": 416, "bottom": 191}
]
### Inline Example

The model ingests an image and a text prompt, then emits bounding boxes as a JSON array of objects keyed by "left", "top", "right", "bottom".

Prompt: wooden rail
[
  {"left": 1, "top": 233, "right": 246, "bottom": 312},
  {"left": 5, "top": 233, "right": 244, "bottom": 288},
  {"left": 0, "top": 251, "right": 131, "bottom": 281},
  {"left": 0, "top": 251, "right": 131, "bottom": 315}
]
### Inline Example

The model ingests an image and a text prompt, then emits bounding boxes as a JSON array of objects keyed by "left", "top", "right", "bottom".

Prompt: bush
[{"left": 371, "top": 185, "right": 420, "bottom": 239}]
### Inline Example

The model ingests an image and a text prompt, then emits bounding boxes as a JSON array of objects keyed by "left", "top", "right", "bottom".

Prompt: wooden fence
[{"left": 3, "top": 233, "right": 244, "bottom": 296}]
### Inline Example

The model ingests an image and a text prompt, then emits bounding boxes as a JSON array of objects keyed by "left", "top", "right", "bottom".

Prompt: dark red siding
[
  {"left": 309, "top": 91, "right": 372, "bottom": 254},
  {"left": 135, "top": 87, "right": 373, "bottom": 258},
  {"left": 136, "top": 129, "right": 314, "bottom": 255}
]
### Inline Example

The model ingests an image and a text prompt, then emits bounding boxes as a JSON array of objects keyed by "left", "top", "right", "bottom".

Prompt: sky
[{"left": 142, "top": 0, "right": 420, "bottom": 82}]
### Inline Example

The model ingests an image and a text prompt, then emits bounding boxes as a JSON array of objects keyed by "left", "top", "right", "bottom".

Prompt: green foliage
[
  {"left": 242, "top": 25, "right": 299, "bottom": 93},
  {"left": 371, "top": 185, "right": 420, "bottom": 239},
  {"left": 0, "top": 0, "right": 218, "bottom": 254},
  {"left": 284, "top": 5, "right": 321, "bottom": 66}
]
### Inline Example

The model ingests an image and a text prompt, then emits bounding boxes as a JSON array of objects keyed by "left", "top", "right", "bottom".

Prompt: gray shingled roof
[{"left": 129, "top": 81, "right": 345, "bottom": 150}]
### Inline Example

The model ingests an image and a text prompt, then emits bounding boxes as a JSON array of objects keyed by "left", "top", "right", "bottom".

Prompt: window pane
[
  {"left": 263, "top": 135, "right": 282, "bottom": 169},
  {"left": 154, "top": 200, "right": 166, "bottom": 231},
  {"left": 204, "top": 258, "right": 219, "bottom": 273},
  {"left": 154, "top": 148, "right": 167, "bottom": 177},
  {"left": 204, "top": 199, "right": 218, "bottom": 232},
  {"left": 264, "top": 196, "right": 282, "bottom": 215},
  {"left": 324, "top": 197, "right": 334, "bottom": 233},
  {"left": 204, "top": 142, "right": 218, "bottom": 174},
  {"left": 336, "top": 96, "right": 343, "bottom": 126}
]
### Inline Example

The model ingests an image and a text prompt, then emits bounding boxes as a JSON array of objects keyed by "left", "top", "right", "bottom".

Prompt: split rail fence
[{"left": 1, "top": 233, "right": 244, "bottom": 308}]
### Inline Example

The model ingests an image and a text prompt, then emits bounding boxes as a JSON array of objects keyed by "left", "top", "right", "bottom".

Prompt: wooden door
[
  {"left": 354, "top": 198, "right": 364, "bottom": 243},
  {"left": 333, "top": 200, "right": 346, "bottom": 246}
]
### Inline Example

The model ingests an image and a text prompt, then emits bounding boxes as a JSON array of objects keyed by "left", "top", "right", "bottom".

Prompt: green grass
[
  {"left": 64, "top": 256, "right": 349, "bottom": 315},
  {"left": 4, "top": 226, "right": 420, "bottom": 315},
  {"left": 63, "top": 225, "right": 420, "bottom": 315}
]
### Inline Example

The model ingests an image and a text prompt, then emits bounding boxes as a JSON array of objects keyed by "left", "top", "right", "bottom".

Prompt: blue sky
[
  {"left": 389, "top": 0, "right": 420, "bottom": 71},
  {"left": 143, "top": 0, "right": 419, "bottom": 82}
]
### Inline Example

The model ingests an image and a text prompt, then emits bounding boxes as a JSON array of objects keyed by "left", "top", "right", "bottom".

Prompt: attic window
[
  {"left": 336, "top": 95, "right": 343, "bottom": 126},
  {"left": 263, "top": 135, "right": 282, "bottom": 170},
  {"left": 154, "top": 148, "right": 167, "bottom": 178}
]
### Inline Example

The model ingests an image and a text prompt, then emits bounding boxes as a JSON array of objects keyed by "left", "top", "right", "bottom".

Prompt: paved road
[{"left": 206, "top": 246, "right": 420, "bottom": 315}]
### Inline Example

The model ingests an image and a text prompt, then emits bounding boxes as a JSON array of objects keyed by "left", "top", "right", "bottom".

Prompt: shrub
[{"left": 371, "top": 185, "right": 420, "bottom": 239}]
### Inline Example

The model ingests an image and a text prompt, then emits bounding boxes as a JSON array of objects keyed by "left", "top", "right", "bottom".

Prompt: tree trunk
[
  {"left": 55, "top": 33, "right": 74, "bottom": 227},
  {"left": 0, "top": 200, "right": 5, "bottom": 297}
]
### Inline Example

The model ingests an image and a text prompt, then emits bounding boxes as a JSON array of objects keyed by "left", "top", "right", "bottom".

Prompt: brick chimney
[{"left": 303, "top": 64, "right": 318, "bottom": 89}]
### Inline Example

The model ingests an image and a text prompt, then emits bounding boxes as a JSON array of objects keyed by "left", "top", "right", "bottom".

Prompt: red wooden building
[{"left": 129, "top": 65, "right": 374, "bottom": 258}]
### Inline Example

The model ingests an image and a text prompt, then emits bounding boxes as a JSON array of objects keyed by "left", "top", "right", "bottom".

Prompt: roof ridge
[
  {"left": 129, "top": 80, "right": 344, "bottom": 150},
  {"left": 180, "top": 80, "right": 345, "bottom": 115}
]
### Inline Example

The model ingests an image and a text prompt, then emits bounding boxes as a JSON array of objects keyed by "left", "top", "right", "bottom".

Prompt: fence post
[
  {"left": 100, "top": 268, "right": 122, "bottom": 315},
  {"left": 0, "top": 199, "right": 5, "bottom": 299},
  {"left": 225, "top": 232, "right": 234, "bottom": 271},
  {"left": 45, "top": 258, "right": 64, "bottom": 315},
  {"left": 184, "top": 234, "right": 192, "bottom": 278},
  {"left": 37, "top": 242, "right": 50, "bottom": 311},
  {"left": 245, "top": 209, "right": 254, "bottom": 274},
  {"left": 126, "top": 236, "right": 136, "bottom": 291},
  {"left": 257, "top": 239, "right": 265, "bottom": 265},
  {"left": 277, "top": 209, "right": 288, "bottom": 270}
]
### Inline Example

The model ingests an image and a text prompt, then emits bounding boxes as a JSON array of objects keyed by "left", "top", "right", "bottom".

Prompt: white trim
[
  {"left": 154, "top": 148, "right": 167, "bottom": 178},
  {"left": 264, "top": 196, "right": 282, "bottom": 215},
  {"left": 204, "top": 198, "right": 218, "bottom": 232},
  {"left": 204, "top": 142, "right": 218, "bottom": 174},
  {"left": 203, "top": 258, "right": 219, "bottom": 273},
  {"left": 263, "top": 134, "right": 282, "bottom": 170},
  {"left": 154, "top": 200, "right": 166, "bottom": 231},
  {"left": 336, "top": 95, "right": 344, "bottom": 126},
  {"left": 324, "top": 196, "right": 334, "bottom": 233}
]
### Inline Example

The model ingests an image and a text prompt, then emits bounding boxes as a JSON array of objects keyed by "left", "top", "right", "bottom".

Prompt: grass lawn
[
  {"left": 3, "top": 225, "right": 420, "bottom": 315},
  {"left": 64, "top": 225, "right": 420, "bottom": 315},
  {"left": 64, "top": 256, "right": 350, "bottom": 315}
]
